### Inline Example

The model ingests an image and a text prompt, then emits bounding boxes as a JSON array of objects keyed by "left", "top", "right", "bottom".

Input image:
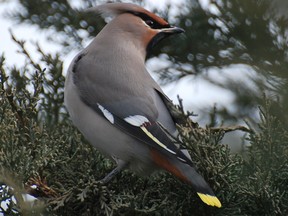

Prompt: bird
[{"left": 64, "top": 2, "right": 221, "bottom": 208}]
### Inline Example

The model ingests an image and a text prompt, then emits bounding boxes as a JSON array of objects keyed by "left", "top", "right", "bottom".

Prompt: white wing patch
[
  {"left": 124, "top": 115, "right": 149, "bottom": 127},
  {"left": 140, "top": 126, "right": 176, "bottom": 155},
  {"left": 97, "top": 104, "right": 114, "bottom": 124},
  {"left": 97, "top": 112, "right": 177, "bottom": 156}
]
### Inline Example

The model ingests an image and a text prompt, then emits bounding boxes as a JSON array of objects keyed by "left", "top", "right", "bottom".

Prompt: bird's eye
[{"left": 145, "top": 20, "right": 154, "bottom": 27}]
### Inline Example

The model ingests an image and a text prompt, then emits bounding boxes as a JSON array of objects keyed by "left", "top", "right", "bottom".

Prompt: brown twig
[{"left": 25, "top": 175, "right": 58, "bottom": 199}]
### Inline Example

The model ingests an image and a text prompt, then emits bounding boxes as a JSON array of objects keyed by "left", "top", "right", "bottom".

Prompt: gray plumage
[{"left": 64, "top": 3, "right": 221, "bottom": 207}]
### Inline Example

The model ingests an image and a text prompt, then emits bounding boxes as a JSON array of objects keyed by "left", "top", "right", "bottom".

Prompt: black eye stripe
[{"left": 128, "top": 11, "right": 170, "bottom": 29}]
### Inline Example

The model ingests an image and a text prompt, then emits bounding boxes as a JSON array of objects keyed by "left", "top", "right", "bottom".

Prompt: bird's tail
[{"left": 150, "top": 149, "right": 222, "bottom": 208}]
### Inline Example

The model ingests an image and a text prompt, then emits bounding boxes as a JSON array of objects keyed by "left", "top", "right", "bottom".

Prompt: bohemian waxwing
[{"left": 64, "top": 2, "right": 221, "bottom": 208}]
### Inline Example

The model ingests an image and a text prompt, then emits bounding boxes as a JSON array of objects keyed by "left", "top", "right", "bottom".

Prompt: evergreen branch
[
  {"left": 0, "top": 169, "right": 43, "bottom": 215},
  {"left": 5, "top": 88, "right": 26, "bottom": 128},
  {"left": 0, "top": 55, "right": 7, "bottom": 92},
  {"left": 9, "top": 30, "right": 42, "bottom": 72},
  {"left": 210, "top": 125, "right": 253, "bottom": 133}
]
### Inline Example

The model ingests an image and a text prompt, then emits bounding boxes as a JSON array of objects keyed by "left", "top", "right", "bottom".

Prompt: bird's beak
[
  {"left": 147, "top": 26, "right": 185, "bottom": 51},
  {"left": 159, "top": 26, "right": 185, "bottom": 34}
]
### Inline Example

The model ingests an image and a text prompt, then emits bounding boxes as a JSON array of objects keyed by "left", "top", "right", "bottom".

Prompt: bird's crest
[{"left": 86, "top": 2, "right": 169, "bottom": 26}]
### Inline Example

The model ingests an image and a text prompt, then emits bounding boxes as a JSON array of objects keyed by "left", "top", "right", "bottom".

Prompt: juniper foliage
[
  {"left": 0, "top": 39, "right": 287, "bottom": 215},
  {"left": 1, "top": 0, "right": 288, "bottom": 215}
]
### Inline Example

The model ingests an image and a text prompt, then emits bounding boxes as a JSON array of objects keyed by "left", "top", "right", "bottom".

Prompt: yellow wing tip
[{"left": 197, "top": 193, "right": 222, "bottom": 208}]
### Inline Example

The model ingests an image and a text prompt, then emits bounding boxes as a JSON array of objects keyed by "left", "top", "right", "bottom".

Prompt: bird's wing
[
  {"left": 71, "top": 52, "right": 222, "bottom": 208},
  {"left": 71, "top": 52, "right": 193, "bottom": 166}
]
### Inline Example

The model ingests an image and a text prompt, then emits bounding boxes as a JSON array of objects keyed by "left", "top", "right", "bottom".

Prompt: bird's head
[{"left": 86, "top": 3, "right": 184, "bottom": 55}]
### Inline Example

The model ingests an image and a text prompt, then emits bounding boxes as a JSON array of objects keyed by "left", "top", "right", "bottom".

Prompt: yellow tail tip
[{"left": 197, "top": 193, "right": 222, "bottom": 208}]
